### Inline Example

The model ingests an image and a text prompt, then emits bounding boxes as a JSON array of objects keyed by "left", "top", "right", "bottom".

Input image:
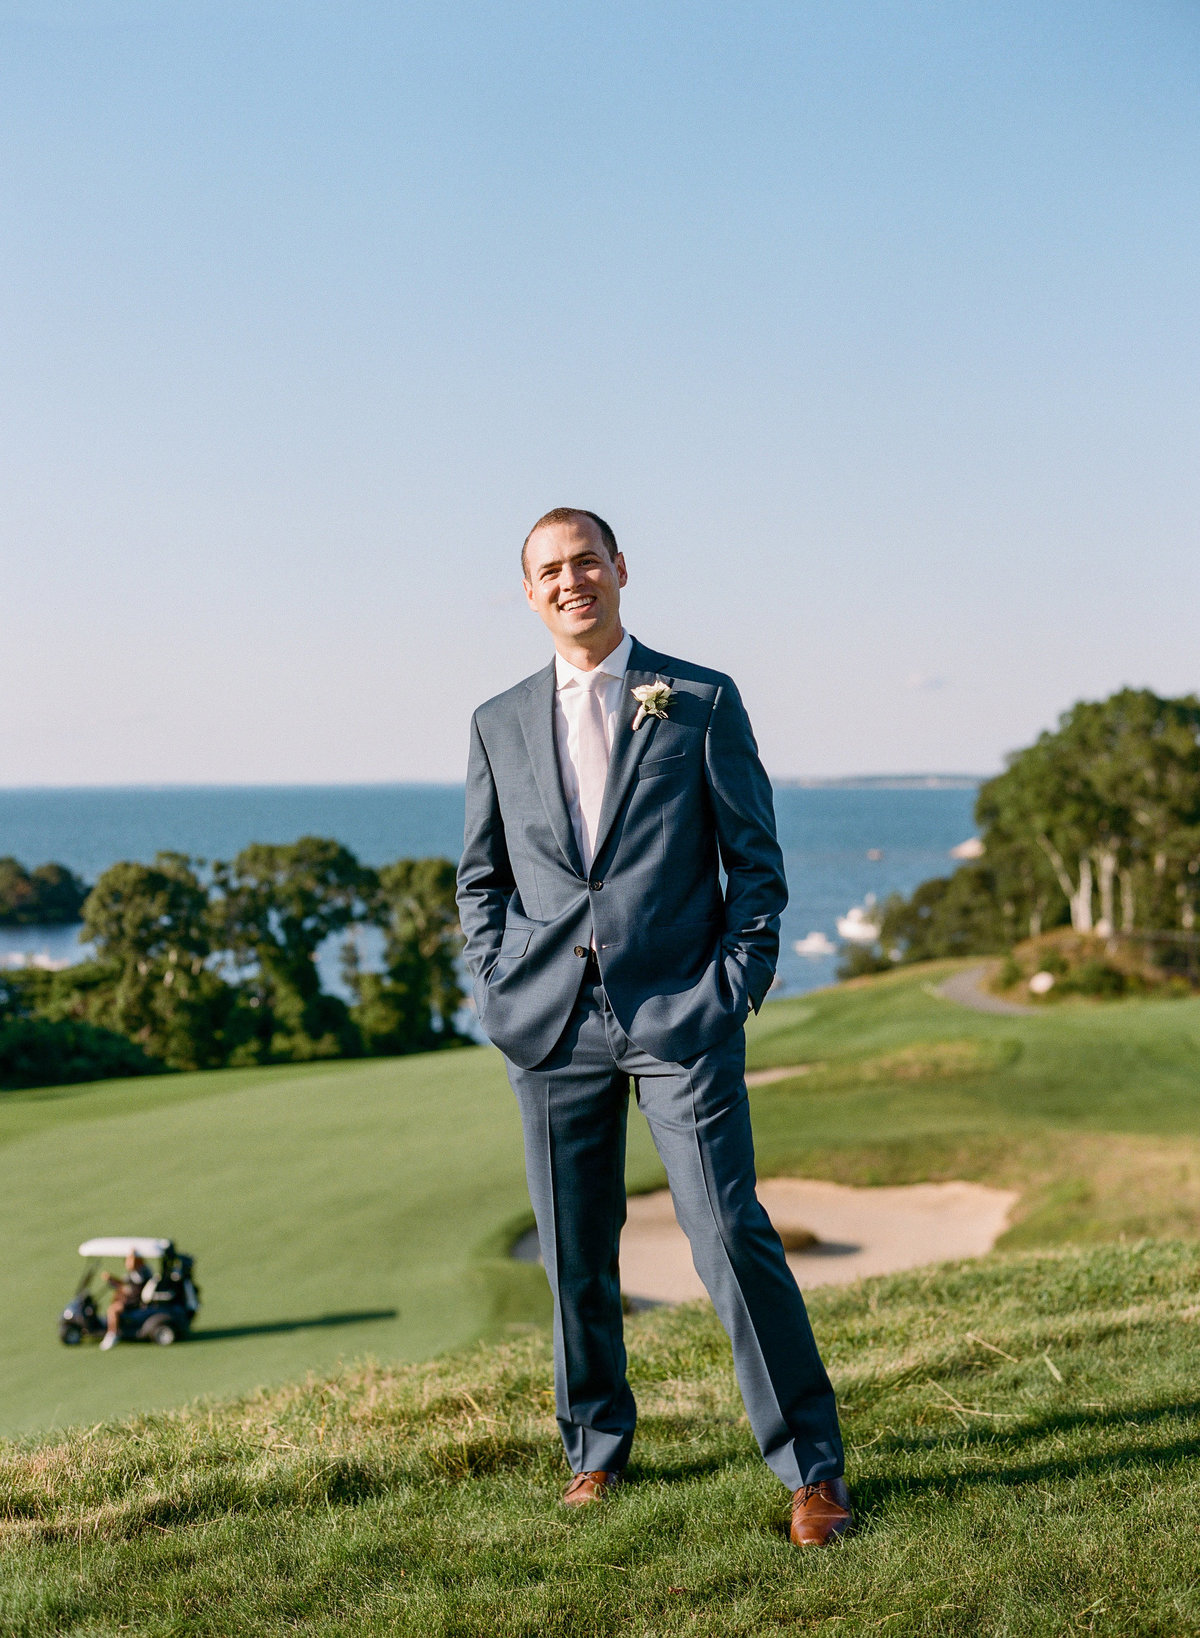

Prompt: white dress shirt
[{"left": 553, "top": 628, "right": 633, "bottom": 874}]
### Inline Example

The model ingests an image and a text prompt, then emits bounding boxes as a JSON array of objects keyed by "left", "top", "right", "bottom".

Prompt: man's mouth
[{"left": 560, "top": 595, "right": 596, "bottom": 615}]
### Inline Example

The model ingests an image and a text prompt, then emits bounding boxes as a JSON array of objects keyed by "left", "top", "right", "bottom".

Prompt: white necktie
[{"left": 576, "top": 673, "right": 610, "bottom": 873}]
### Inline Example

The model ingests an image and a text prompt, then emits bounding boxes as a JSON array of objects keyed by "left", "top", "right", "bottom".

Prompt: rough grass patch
[
  {"left": 6, "top": 1242, "right": 1200, "bottom": 1634},
  {"left": 822, "top": 1038, "right": 1021, "bottom": 1084}
]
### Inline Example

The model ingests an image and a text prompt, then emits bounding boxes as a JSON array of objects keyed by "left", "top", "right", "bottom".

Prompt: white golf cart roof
[{"left": 78, "top": 1237, "right": 172, "bottom": 1259}]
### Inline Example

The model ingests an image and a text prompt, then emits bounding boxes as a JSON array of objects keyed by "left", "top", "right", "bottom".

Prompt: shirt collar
[{"left": 554, "top": 629, "right": 633, "bottom": 691}]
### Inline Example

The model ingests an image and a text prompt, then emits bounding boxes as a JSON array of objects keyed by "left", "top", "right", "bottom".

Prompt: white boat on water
[
  {"left": 793, "top": 931, "right": 836, "bottom": 957},
  {"left": 950, "top": 837, "right": 984, "bottom": 859},
  {"left": 836, "top": 895, "right": 881, "bottom": 944},
  {"left": 2, "top": 951, "right": 70, "bottom": 971}
]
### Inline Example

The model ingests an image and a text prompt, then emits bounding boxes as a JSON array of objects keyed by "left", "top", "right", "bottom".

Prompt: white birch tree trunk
[
  {"left": 1094, "top": 848, "right": 1117, "bottom": 938},
  {"left": 1119, "top": 870, "right": 1135, "bottom": 932},
  {"left": 1074, "top": 855, "right": 1094, "bottom": 932},
  {"left": 1037, "top": 834, "right": 1095, "bottom": 933}
]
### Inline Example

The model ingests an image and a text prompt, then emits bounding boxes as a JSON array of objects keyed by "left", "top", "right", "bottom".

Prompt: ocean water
[{"left": 0, "top": 783, "right": 978, "bottom": 998}]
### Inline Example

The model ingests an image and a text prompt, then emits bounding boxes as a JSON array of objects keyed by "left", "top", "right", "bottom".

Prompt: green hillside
[
  {"left": 0, "top": 1052, "right": 558, "bottom": 1437},
  {"left": 6, "top": 964, "right": 1200, "bottom": 1632},
  {"left": 743, "top": 964, "right": 1200, "bottom": 1248},
  {"left": 5, "top": 1240, "right": 1200, "bottom": 1635},
  {"left": 4, "top": 962, "right": 1200, "bottom": 1438}
]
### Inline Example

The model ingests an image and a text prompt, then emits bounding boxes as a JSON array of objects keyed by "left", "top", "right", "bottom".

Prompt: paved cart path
[{"left": 935, "top": 962, "right": 1034, "bottom": 1015}]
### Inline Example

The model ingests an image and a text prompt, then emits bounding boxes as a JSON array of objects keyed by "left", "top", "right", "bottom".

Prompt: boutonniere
[{"left": 630, "top": 679, "right": 674, "bottom": 731}]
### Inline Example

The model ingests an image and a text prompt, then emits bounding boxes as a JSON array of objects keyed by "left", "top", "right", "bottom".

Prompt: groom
[{"left": 456, "top": 508, "right": 850, "bottom": 1545}]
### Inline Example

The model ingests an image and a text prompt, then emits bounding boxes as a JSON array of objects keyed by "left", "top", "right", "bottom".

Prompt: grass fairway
[
  {"left": 5, "top": 1239, "right": 1200, "bottom": 1634},
  {"left": 0, "top": 1044, "right": 671, "bottom": 1439},
  {"left": 745, "top": 965, "right": 1200, "bottom": 1248},
  {"left": 0, "top": 1053, "right": 539, "bottom": 1437},
  {"left": 5, "top": 963, "right": 1200, "bottom": 1437}
]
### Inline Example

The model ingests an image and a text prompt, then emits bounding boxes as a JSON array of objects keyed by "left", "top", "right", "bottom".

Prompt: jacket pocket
[
  {"left": 637, "top": 751, "right": 687, "bottom": 780},
  {"left": 498, "top": 928, "right": 532, "bottom": 958}
]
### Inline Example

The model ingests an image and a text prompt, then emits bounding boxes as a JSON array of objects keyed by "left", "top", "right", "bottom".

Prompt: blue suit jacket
[{"left": 456, "top": 638, "right": 788, "bottom": 1070}]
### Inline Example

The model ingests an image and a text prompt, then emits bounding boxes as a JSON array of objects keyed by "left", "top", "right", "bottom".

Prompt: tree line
[
  {"left": 0, "top": 857, "right": 89, "bottom": 925},
  {"left": 0, "top": 839, "right": 464, "bottom": 1089},
  {"left": 863, "top": 688, "right": 1200, "bottom": 981}
]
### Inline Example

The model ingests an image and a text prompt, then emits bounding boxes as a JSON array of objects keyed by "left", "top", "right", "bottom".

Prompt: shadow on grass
[
  {"left": 857, "top": 1396, "right": 1200, "bottom": 1508},
  {"left": 191, "top": 1308, "right": 398, "bottom": 1341}
]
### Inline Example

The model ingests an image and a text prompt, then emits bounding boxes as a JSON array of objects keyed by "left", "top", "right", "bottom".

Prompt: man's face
[{"left": 522, "top": 518, "right": 627, "bottom": 648}]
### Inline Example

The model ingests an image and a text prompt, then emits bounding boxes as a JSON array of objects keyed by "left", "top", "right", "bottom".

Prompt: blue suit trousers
[{"left": 506, "top": 974, "right": 844, "bottom": 1490}]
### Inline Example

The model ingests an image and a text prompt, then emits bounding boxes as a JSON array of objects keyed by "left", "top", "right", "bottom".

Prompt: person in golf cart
[
  {"left": 59, "top": 1236, "right": 200, "bottom": 1348},
  {"left": 100, "top": 1248, "right": 154, "bottom": 1350}
]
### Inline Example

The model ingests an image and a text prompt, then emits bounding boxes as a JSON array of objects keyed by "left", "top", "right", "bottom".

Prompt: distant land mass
[{"left": 775, "top": 774, "right": 986, "bottom": 790}]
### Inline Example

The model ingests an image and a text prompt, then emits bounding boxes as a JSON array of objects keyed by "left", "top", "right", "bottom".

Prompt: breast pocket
[{"left": 637, "top": 751, "right": 688, "bottom": 782}]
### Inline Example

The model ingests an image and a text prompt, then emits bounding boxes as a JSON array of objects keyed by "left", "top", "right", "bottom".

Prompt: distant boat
[
  {"left": 2, "top": 951, "right": 70, "bottom": 971},
  {"left": 866, "top": 848, "right": 883, "bottom": 861},
  {"left": 793, "top": 931, "right": 836, "bottom": 957},
  {"left": 950, "top": 837, "right": 984, "bottom": 859},
  {"left": 837, "top": 895, "right": 881, "bottom": 944},
  {"left": 2, "top": 950, "right": 68, "bottom": 969}
]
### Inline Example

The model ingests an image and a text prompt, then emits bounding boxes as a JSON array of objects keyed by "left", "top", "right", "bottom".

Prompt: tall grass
[{"left": 5, "top": 1239, "right": 1200, "bottom": 1635}]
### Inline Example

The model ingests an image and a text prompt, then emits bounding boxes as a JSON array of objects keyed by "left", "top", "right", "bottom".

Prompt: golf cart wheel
[
  {"left": 60, "top": 1323, "right": 83, "bottom": 1346},
  {"left": 148, "top": 1319, "right": 177, "bottom": 1346}
]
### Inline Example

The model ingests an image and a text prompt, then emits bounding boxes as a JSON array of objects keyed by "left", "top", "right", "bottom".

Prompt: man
[
  {"left": 99, "top": 1249, "right": 153, "bottom": 1350},
  {"left": 456, "top": 508, "right": 850, "bottom": 1545}
]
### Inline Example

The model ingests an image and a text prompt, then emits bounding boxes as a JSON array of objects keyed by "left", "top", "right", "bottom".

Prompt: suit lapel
[
  {"left": 517, "top": 662, "right": 585, "bottom": 876},
  {"left": 592, "top": 640, "right": 672, "bottom": 868}
]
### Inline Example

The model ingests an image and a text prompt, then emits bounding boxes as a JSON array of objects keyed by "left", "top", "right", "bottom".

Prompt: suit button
[
  {"left": 589, "top": 880, "right": 603, "bottom": 890},
  {"left": 573, "top": 945, "right": 588, "bottom": 958}
]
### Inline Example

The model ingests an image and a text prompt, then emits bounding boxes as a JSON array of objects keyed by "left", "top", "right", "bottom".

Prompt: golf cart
[{"left": 60, "top": 1237, "right": 200, "bottom": 1347}]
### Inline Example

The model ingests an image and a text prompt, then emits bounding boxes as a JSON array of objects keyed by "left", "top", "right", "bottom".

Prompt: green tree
[
  {"left": 347, "top": 857, "right": 465, "bottom": 1055},
  {"left": 57, "top": 853, "right": 246, "bottom": 1069},
  {"left": 978, "top": 690, "right": 1200, "bottom": 936},
  {"left": 879, "top": 861, "right": 1022, "bottom": 964},
  {"left": 0, "top": 858, "right": 38, "bottom": 924},
  {"left": 0, "top": 858, "right": 89, "bottom": 926},
  {"left": 214, "top": 838, "right": 367, "bottom": 1062},
  {"left": 0, "top": 971, "right": 161, "bottom": 1089},
  {"left": 883, "top": 689, "right": 1200, "bottom": 968}
]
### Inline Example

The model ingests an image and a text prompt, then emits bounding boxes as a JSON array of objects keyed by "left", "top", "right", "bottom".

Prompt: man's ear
[
  {"left": 523, "top": 577, "right": 536, "bottom": 610},
  {"left": 615, "top": 553, "right": 628, "bottom": 588}
]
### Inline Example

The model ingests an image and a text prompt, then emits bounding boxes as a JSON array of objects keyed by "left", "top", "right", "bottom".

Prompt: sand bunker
[
  {"left": 617, "top": 1179, "right": 1018, "bottom": 1304},
  {"left": 511, "top": 1176, "right": 1018, "bottom": 1304}
]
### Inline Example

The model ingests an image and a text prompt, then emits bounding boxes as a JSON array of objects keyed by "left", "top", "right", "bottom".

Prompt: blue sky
[{"left": 2, "top": 1, "right": 1197, "bottom": 783}]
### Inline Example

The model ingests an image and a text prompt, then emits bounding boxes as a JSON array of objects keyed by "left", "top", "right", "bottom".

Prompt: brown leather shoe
[
  {"left": 790, "top": 1477, "right": 853, "bottom": 1545},
  {"left": 562, "top": 1470, "right": 623, "bottom": 1507}
]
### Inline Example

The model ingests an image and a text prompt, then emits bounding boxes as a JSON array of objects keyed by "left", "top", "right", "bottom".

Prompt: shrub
[
  {"left": 1002, "top": 930, "right": 1171, "bottom": 1002},
  {"left": 1060, "top": 960, "right": 1128, "bottom": 998},
  {"left": 0, "top": 1016, "right": 162, "bottom": 1091},
  {"left": 836, "top": 944, "right": 894, "bottom": 981}
]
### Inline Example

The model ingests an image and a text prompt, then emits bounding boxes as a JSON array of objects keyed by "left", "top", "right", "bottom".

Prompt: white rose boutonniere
[{"left": 630, "top": 679, "right": 674, "bottom": 731}]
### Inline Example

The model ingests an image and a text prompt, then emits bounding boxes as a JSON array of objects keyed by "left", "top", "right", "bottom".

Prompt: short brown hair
[{"left": 521, "top": 508, "right": 619, "bottom": 576}]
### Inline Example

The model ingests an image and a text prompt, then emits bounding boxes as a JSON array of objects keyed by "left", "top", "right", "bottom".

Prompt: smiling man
[{"left": 456, "top": 507, "right": 849, "bottom": 1544}]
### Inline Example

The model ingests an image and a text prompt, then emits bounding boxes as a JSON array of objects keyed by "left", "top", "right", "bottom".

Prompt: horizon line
[{"left": 0, "top": 772, "right": 990, "bottom": 793}]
